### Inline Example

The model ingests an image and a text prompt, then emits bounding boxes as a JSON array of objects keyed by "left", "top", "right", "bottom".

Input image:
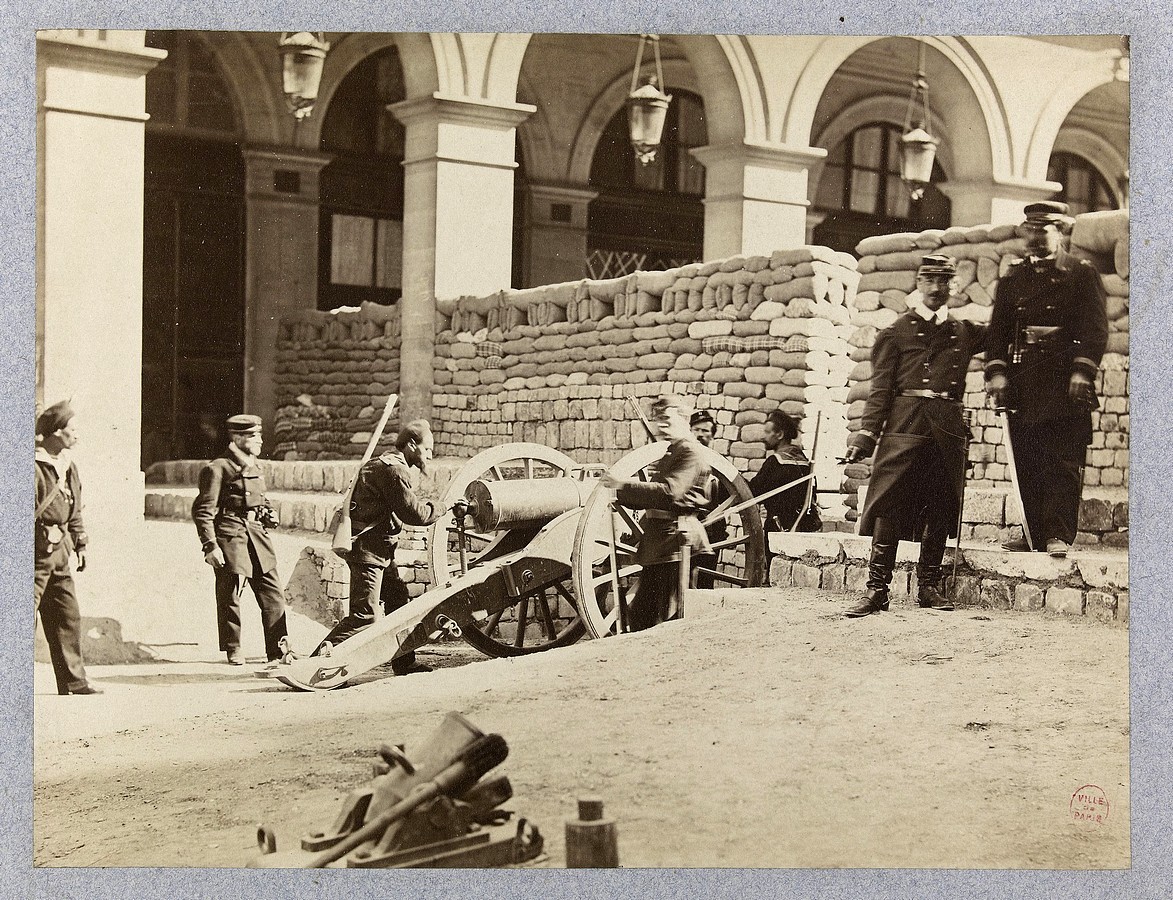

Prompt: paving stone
[
  {"left": 964, "top": 489, "right": 1006, "bottom": 525},
  {"left": 1014, "top": 584, "right": 1044, "bottom": 611},
  {"left": 980, "top": 580, "right": 1014, "bottom": 610},
  {"left": 1076, "top": 557, "right": 1129, "bottom": 590},
  {"left": 791, "top": 563, "right": 822, "bottom": 588},
  {"left": 1086, "top": 591, "right": 1117, "bottom": 624},
  {"left": 820, "top": 564, "right": 846, "bottom": 593},
  {"left": 1045, "top": 587, "right": 1085, "bottom": 616}
]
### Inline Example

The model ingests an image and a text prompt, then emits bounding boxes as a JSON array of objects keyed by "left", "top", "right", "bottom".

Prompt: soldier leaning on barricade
[
  {"left": 601, "top": 396, "right": 711, "bottom": 631},
  {"left": 312, "top": 420, "right": 441, "bottom": 674},
  {"left": 35, "top": 401, "right": 102, "bottom": 695},
  {"left": 984, "top": 201, "right": 1109, "bottom": 558},
  {"left": 841, "top": 255, "right": 986, "bottom": 619},
  {"left": 191, "top": 414, "right": 289, "bottom": 665}
]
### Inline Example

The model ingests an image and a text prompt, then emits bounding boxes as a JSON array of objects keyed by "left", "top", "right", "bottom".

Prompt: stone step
[
  {"left": 145, "top": 457, "right": 468, "bottom": 493},
  {"left": 766, "top": 531, "right": 1127, "bottom": 624}
]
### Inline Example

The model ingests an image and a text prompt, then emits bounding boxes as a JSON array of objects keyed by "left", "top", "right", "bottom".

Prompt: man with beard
[
  {"left": 312, "top": 419, "right": 441, "bottom": 674},
  {"left": 192, "top": 414, "right": 289, "bottom": 664},
  {"left": 984, "top": 201, "right": 1109, "bottom": 558},
  {"left": 841, "top": 255, "right": 985, "bottom": 618}
]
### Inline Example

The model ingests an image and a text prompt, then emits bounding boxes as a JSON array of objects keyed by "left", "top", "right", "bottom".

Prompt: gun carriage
[{"left": 272, "top": 440, "right": 766, "bottom": 691}]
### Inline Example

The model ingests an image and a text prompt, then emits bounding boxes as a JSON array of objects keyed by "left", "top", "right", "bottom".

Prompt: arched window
[
  {"left": 318, "top": 47, "right": 407, "bottom": 310},
  {"left": 812, "top": 122, "right": 949, "bottom": 255},
  {"left": 586, "top": 90, "right": 707, "bottom": 277},
  {"left": 145, "top": 31, "right": 238, "bottom": 136},
  {"left": 1047, "top": 152, "right": 1118, "bottom": 216}
]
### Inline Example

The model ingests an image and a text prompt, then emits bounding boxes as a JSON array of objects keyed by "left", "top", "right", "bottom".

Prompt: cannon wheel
[
  {"left": 571, "top": 442, "right": 766, "bottom": 639},
  {"left": 426, "top": 442, "right": 587, "bottom": 657}
]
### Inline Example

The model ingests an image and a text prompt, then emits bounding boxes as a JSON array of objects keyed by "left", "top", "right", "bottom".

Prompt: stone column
[
  {"left": 37, "top": 31, "right": 164, "bottom": 533},
  {"left": 939, "top": 176, "right": 1062, "bottom": 226},
  {"left": 691, "top": 141, "right": 827, "bottom": 259},
  {"left": 241, "top": 147, "right": 332, "bottom": 447},
  {"left": 522, "top": 182, "right": 598, "bottom": 287},
  {"left": 390, "top": 94, "right": 535, "bottom": 424}
]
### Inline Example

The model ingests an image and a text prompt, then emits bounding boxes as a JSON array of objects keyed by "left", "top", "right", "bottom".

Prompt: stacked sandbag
[
  {"left": 272, "top": 302, "right": 400, "bottom": 460},
  {"left": 431, "top": 248, "right": 859, "bottom": 504}
]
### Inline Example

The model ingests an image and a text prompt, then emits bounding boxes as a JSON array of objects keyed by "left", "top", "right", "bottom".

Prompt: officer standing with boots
[
  {"left": 841, "top": 256, "right": 986, "bottom": 618},
  {"left": 312, "top": 420, "right": 441, "bottom": 674},
  {"left": 984, "top": 201, "right": 1109, "bottom": 558},
  {"left": 192, "top": 414, "right": 289, "bottom": 664}
]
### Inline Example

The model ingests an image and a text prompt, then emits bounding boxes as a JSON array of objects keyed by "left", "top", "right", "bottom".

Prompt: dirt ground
[{"left": 33, "top": 584, "right": 1129, "bottom": 871}]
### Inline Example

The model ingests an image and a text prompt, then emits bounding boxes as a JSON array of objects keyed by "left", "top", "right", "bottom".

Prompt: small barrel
[
  {"left": 465, "top": 477, "right": 592, "bottom": 532},
  {"left": 565, "top": 796, "right": 619, "bottom": 868}
]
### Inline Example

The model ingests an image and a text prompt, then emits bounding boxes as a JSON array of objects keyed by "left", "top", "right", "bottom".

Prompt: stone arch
[
  {"left": 190, "top": 32, "right": 279, "bottom": 144},
  {"left": 303, "top": 32, "right": 440, "bottom": 148},
  {"left": 1025, "top": 69, "right": 1128, "bottom": 184},
  {"left": 784, "top": 36, "right": 1010, "bottom": 182}
]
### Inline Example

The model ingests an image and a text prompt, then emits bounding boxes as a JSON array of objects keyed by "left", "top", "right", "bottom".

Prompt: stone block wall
[{"left": 843, "top": 213, "right": 1129, "bottom": 520}]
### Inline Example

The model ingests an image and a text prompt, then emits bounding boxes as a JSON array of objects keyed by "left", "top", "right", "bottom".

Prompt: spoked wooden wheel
[
  {"left": 571, "top": 443, "right": 765, "bottom": 639},
  {"left": 426, "top": 442, "right": 587, "bottom": 657}
]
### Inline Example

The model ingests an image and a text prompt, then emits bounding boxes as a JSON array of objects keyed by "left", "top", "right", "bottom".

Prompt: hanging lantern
[
  {"left": 900, "top": 40, "right": 939, "bottom": 201},
  {"left": 626, "top": 35, "right": 673, "bottom": 166},
  {"left": 278, "top": 31, "right": 330, "bottom": 120}
]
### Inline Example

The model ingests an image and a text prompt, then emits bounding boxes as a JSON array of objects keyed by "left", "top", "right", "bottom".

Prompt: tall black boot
[
  {"left": 845, "top": 521, "right": 898, "bottom": 618},
  {"left": 916, "top": 525, "right": 954, "bottom": 611}
]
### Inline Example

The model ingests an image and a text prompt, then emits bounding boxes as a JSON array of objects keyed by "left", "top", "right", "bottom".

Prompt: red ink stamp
[{"left": 1070, "top": 784, "right": 1109, "bottom": 824}]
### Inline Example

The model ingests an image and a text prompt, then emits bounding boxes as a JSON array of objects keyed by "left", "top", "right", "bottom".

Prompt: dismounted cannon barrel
[{"left": 464, "top": 477, "right": 594, "bottom": 532}]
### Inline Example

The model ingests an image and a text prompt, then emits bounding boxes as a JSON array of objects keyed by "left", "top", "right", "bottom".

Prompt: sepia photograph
[{"left": 23, "top": 19, "right": 1151, "bottom": 893}]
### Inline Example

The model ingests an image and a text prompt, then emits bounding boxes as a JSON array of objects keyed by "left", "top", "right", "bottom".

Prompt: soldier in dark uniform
[
  {"left": 985, "top": 201, "right": 1109, "bottom": 558},
  {"left": 312, "top": 420, "right": 441, "bottom": 674},
  {"left": 841, "top": 255, "right": 986, "bottom": 618},
  {"left": 749, "top": 409, "right": 821, "bottom": 584},
  {"left": 601, "top": 396, "right": 711, "bottom": 631},
  {"left": 34, "top": 401, "right": 101, "bottom": 695},
  {"left": 689, "top": 409, "right": 727, "bottom": 590},
  {"left": 192, "top": 414, "right": 288, "bottom": 664}
]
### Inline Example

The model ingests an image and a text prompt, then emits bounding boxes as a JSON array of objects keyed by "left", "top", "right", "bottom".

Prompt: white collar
[
  {"left": 35, "top": 446, "right": 71, "bottom": 479},
  {"left": 907, "top": 291, "right": 950, "bottom": 325}
]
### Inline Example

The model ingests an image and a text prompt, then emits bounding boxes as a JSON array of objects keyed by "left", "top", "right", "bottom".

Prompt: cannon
[{"left": 271, "top": 440, "right": 766, "bottom": 691}]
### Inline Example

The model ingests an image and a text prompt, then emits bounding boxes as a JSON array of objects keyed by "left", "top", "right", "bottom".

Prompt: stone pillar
[
  {"left": 390, "top": 95, "right": 535, "bottom": 424},
  {"left": 37, "top": 31, "right": 164, "bottom": 534},
  {"left": 691, "top": 141, "right": 827, "bottom": 259},
  {"left": 241, "top": 148, "right": 332, "bottom": 447},
  {"left": 522, "top": 182, "right": 597, "bottom": 287},
  {"left": 939, "top": 176, "right": 1062, "bottom": 226}
]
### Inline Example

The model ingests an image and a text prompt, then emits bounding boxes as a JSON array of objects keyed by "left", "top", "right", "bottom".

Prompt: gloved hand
[
  {"left": 986, "top": 372, "right": 1009, "bottom": 409},
  {"left": 450, "top": 498, "right": 470, "bottom": 519},
  {"left": 841, "top": 445, "right": 868, "bottom": 465},
  {"left": 1068, "top": 371, "right": 1094, "bottom": 405},
  {"left": 204, "top": 547, "right": 226, "bottom": 568},
  {"left": 74, "top": 550, "right": 86, "bottom": 573}
]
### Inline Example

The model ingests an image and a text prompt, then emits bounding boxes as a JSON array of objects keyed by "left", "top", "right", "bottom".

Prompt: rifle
[{"left": 330, "top": 393, "right": 398, "bottom": 558}]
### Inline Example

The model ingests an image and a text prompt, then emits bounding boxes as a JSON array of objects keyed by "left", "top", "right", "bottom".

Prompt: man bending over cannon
[
  {"left": 841, "top": 255, "right": 985, "bottom": 618},
  {"left": 601, "top": 395, "right": 711, "bottom": 631},
  {"left": 312, "top": 420, "right": 441, "bottom": 673}
]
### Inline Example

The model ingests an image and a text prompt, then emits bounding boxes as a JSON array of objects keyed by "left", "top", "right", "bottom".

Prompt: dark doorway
[{"left": 142, "top": 134, "right": 245, "bottom": 467}]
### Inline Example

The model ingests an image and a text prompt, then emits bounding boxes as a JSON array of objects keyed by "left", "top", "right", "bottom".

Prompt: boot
[
  {"left": 845, "top": 523, "right": 898, "bottom": 618},
  {"left": 917, "top": 525, "right": 954, "bottom": 610}
]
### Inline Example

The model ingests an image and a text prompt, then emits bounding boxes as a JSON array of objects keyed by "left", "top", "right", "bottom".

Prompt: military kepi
[
  {"left": 1022, "top": 201, "right": 1071, "bottom": 224},
  {"left": 36, "top": 400, "right": 75, "bottom": 436},
  {"left": 226, "top": 413, "right": 263, "bottom": 435},
  {"left": 917, "top": 254, "right": 957, "bottom": 276}
]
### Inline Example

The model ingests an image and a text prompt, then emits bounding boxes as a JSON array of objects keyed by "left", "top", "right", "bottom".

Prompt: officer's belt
[
  {"left": 900, "top": 390, "right": 960, "bottom": 402},
  {"left": 218, "top": 506, "right": 264, "bottom": 520},
  {"left": 643, "top": 509, "right": 678, "bottom": 521}
]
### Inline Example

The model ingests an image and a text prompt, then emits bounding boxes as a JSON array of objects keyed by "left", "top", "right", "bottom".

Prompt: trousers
[
  {"left": 314, "top": 554, "right": 411, "bottom": 654},
  {"left": 34, "top": 559, "right": 88, "bottom": 694},
  {"left": 213, "top": 558, "right": 288, "bottom": 661}
]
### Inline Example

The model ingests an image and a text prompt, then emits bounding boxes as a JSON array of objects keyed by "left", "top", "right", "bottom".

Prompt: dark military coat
[
  {"left": 192, "top": 447, "right": 278, "bottom": 577},
  {"left": 850, "top": 307, "right": 986, "bottom": 539},
  {"left": 35, "top": 450, "right": 87, "bottom": 569},
  {"left": 616, "top": 439, "right": 711, "bottom": 565},
  {"left": 984, "top": 255, "right": 1109, "bottom": 434},
  {"left": 348, "top": 450, "right": 441, "bottom": 567},
  {"left": 749, "top": 444, "right": 818, "bottom": 534}
]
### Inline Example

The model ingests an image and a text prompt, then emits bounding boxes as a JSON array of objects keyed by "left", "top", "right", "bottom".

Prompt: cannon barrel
[{"left": 464, "top": 477, "right": 595, "bottom": 532}]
